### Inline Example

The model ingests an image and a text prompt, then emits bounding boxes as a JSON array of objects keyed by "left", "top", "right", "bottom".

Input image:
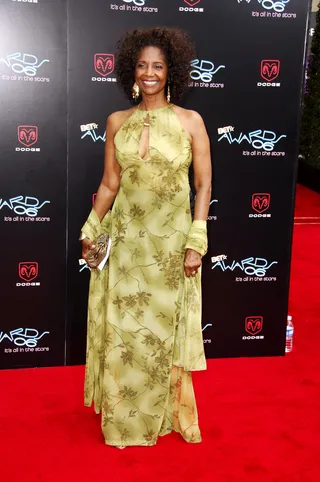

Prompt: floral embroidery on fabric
[{"left": 82, "top": 106, "right": 206, "bottom": 447}]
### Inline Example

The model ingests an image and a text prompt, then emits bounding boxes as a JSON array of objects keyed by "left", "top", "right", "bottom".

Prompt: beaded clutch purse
[{"left": 86, "top": 233, "right": 112, "bottom": 270}]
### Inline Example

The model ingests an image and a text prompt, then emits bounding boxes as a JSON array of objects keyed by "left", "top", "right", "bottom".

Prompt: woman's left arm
[
  {"left": 190, "top": 111, "right": 212, "bottom": 220},
  {"left": 184, "top": 111, "right": 212, "bottom": 277}
]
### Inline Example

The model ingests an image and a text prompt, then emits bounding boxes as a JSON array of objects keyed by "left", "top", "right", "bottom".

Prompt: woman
[{"left": 80, "top": 27, "right": 212, "bottom": 447}]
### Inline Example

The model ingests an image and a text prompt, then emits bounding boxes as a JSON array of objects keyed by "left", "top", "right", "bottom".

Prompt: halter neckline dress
[{"left": 84, "top": 104, "right": 206, "bottom": 447}]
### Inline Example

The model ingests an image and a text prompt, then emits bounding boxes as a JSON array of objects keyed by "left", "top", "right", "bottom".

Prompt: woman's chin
[{"left": 140, "top": 87, "right": 164, "bottom": 97}]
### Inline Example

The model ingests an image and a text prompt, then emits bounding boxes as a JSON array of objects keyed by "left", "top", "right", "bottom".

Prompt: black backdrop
[{"left": 0, "top": 0, "right": 310, "bottom": 369}]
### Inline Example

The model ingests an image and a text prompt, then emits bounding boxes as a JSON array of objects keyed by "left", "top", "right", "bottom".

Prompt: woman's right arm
[
  {"left": 81, "top": 113, "right": 121, "bottom": 258},
  {"left": 92, "top": 113, "right": 121, "bottom": 221}
]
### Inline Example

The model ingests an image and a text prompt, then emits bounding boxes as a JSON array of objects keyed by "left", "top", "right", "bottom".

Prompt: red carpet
[{"left": 1, "top": 184, "right": 320, "bottom": 482}]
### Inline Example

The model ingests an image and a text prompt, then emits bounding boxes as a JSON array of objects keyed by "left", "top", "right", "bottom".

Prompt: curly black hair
[{"left": 115, "top": 27, "right": 196, "bottom": 104}]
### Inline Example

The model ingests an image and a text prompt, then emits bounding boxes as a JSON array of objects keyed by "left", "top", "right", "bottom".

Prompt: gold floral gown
[{"left": 82, "top": 105, "right": 206, "bottom": 447}]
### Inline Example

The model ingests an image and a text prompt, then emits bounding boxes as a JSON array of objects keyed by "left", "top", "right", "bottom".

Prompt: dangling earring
[
  {"left": 132, "top": 82, "right": 140, "bottom": 100},
  {"left": 167, "top": 84, "right": 171, "bottom": 104}
]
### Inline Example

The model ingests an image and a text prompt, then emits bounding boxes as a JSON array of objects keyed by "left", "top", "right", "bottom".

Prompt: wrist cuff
[
  {"left": 81, "top": 208, "right": 111, "bottom": 241},
  {"left": 185, "top": 220, "right": 208, "bottom": 257},
  {"left": 191, "top": 220, "right": 207, "bottom": 230}
]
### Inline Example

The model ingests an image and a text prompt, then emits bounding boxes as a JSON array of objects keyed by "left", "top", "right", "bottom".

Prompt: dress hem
[{"left": 103, "top": 427, "right": 202, "bottom": 447}]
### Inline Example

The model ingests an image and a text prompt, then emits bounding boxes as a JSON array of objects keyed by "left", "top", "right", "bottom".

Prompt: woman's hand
[
  {"left": 81, "top": 238, "right": 95, "bottom": 260},
  {"left": 184, "top": 248, "right": 202, "bottom": 277}
]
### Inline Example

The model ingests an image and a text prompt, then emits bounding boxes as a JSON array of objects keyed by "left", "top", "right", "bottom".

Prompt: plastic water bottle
[{"left": 285, "top": 315, "right": 294, "bottom": 353}]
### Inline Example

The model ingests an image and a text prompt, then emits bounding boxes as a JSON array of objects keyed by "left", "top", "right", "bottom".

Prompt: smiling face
[{"left": 135, "top": 46, "right": 168, "bottom": 98}]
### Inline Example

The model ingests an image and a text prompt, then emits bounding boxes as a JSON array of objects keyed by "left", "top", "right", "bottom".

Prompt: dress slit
[{"left": 138, "top": 113, "right": 150, "bottom": 161}]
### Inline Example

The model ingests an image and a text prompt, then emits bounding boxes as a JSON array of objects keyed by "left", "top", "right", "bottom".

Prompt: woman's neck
[{"left": 139, "top": 94, "right": 168, "bottom": 111}]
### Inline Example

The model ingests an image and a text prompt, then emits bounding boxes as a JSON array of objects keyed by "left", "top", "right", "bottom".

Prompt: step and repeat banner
[
  {"left": 0, "top": 0, "right": 310, "bottom": 369},
  {"left": 0, "top": 0, "right": 67, "bottom": 369}
]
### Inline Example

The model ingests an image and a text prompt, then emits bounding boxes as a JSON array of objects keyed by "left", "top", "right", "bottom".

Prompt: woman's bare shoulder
[
  {"left": 172, "top": 105, "right": 204, "bottom": 124},
  {"left": 171, "top": 105, "right": 205, "bottom": 141},
  {"left": 107, "top": 107, "right": 137, "bottom": 133}
]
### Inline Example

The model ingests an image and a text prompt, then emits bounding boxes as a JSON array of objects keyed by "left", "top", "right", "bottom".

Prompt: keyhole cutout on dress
[{"left": 138, "top": 114, "right": 150, "bottom": 161}]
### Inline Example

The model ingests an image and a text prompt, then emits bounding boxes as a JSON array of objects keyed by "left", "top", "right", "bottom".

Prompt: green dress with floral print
[{"left": 82, "top": 105, "right": 206, "bottom": 447}]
